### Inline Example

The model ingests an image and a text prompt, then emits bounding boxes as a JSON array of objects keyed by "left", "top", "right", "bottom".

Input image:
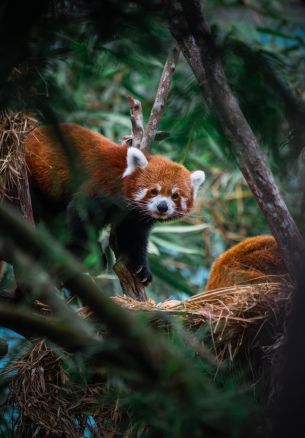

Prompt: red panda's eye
[
  {"left": 151, "top": 188, "right": 159, "bottom": 196},
  {"left": 172, "top": 192, "right": 179, "bottom": 200}
]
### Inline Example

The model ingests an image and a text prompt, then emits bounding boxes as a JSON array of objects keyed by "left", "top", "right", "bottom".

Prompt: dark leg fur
[
  {"left": 52, "top": 193, "right": 155, "bottom": 286},
  {"left": 110, "top": 212, "right": 155, "bottom": 286}
]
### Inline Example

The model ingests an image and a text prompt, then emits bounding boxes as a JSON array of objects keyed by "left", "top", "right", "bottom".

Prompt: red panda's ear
[
  {"left": 123, "top": 147, "right": 148, "bottom": 177},
  {"left": 191, "top": 170, "right": 205, "bottom": 197}
]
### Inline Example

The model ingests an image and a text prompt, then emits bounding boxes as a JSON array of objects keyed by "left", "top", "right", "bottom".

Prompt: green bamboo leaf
[
  {"left": 150, "top": 236, "right": 202, "bottom": 255},
  {"left": 152, "top": 224, "right": 209, "bottom": 234},
  {"left": 148, "top": 240, "right": 160, "bottom": 255}
]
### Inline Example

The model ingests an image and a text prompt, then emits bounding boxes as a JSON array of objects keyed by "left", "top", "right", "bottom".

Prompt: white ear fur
[
  {"left": 122, "top": 147, "right": 148, "bottom": 177},
  {"left": 191, "top": 170, "right": 205, "bottom": 197}
]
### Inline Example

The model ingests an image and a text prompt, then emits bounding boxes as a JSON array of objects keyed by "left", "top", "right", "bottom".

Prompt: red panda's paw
[{"left": 134, "top": 265, "right": 153, "bottom": 286}]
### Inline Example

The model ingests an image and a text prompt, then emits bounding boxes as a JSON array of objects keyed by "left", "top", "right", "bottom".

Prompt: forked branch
[
  {"left": 141, "top": 43, "right": 180, "bottom": 151},
  {"left": 126, "top": 43, "right": 179, "bottom": 152},
  {"left": 127, "top": 96, "right": 144, "bottom": 149},
  {"left": 115, "top": 43, "right": 179, "bottom": 300}
]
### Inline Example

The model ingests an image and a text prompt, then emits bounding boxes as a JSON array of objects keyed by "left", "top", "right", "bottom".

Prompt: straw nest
[
  {"left": 113, "top": 278, "right": 292, "bottom": 362},
  {"left": 4, "top": 278, "right": 292, "bottom": 437},
  {"left": 6, "top": 340, "right": 120, "bottom": 438},
  {"left": 0, "top": 111, "right": 37, "bottom": 199}
]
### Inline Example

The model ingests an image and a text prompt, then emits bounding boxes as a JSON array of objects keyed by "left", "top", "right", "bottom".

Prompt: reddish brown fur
[
  {"left": 1, "top": 124, "right": 197, "bottom": 279},
  {"left": 205, "top": 235, "right": 287, "bottom": 291},
  {"left": 123, "top": 155, "right": 194, "bottom": 212},
  {"left": 25, "top": 123, "right": 195, "bottom": 214},
  {"left": 25, "top": 123, "right": 128, "bottom": 200}
]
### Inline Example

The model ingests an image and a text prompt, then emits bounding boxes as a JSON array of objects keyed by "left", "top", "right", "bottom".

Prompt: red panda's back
[
  {"left": 25, "top": 123, "right": 124, "bottom": 201},
  {"left": 205, "top": 235, "right": 287, "bottom": 291}
]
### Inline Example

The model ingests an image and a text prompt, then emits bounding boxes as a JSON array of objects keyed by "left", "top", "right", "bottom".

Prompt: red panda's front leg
[{"left": 110, "top": 212, "right": 155, "bottom": 286}]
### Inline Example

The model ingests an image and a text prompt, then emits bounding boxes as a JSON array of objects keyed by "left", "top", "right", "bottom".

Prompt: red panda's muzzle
[{"left": 128, "top": 190, "right": 192, "bottom": 221}]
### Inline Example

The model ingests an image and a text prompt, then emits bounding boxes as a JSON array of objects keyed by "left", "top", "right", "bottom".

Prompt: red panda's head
[{"left": 122, "top": 147, "right": 205, "bottom": 220}]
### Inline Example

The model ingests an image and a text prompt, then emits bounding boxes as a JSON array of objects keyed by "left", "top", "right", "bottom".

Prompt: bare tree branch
[
  {"left": 127, "top": 95, "right": 144, "bottom": 149},
  {"left": 165, "top": 0, "right": 305, "bottom": 282},
  {"left": 115, "top": 44, "right": 180, "bottom": 298},
  {"left": 141, "top": 43, "right": 180, "bottom": 151},
  {"left": 113, "top": 259, "right": 147, "bottom": 302}
]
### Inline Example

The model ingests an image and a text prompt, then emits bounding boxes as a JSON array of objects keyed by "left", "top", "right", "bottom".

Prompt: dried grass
[
  {"left": 0, "top": 111, "right": 37, "bottom": 199},
  {"left": 113, "top": 277, "right": 292, "bottom": 361},
  {"left": 7, "top": 341, "right": 123, "bottom": 438},
  {"left": 4, "top": 278, "right": 292, "bottom": 437}
]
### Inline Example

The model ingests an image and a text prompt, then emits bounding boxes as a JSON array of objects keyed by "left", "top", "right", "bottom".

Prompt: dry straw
[
  {"left": 4, "top": 277, "right": 292, "bottom": 437},
  {"left": 113, "top": 277, "right": 292, "bottom": 361},
  {"left": 0, "top": 111, "right": 37, "bottom": 199},
  {"left": 7, "top": 340, "right": 118, "bottom": 438}
]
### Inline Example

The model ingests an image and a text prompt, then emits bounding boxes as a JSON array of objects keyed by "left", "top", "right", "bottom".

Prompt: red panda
[
  {"left": 205, "top": 235, "right": 287, "bottom": 291},
  {"left": 24, "top": 123, "right": 205, "bottom": 285}
]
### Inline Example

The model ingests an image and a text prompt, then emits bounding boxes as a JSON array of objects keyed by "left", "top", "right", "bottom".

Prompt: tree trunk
[{"left": 165, "top": 0, "right": 305, "bottom": 282}]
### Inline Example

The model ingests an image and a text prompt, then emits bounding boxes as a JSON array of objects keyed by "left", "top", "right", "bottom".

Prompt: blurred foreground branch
[
  {"left": 0, "top": 200, "right": 207, "bottom": 385},
  {"left": 0, "top": 303, "right": 94, "bottom": 352},
  {"left": 0, "top": 112, "right": 37, "bottom": 304}
]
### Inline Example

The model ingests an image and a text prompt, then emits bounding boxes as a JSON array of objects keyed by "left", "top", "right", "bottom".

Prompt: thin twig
[
  {"left": 141, "top": 43, "right": 180, "bottom": 151},
  {"left": 127, "top": 96, "right": 144, "bottom": 149}
]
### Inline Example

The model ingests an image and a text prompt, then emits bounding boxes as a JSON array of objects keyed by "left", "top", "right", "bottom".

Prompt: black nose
[{"left": 157, "top": 201, "right": 168, "bottom": 213}]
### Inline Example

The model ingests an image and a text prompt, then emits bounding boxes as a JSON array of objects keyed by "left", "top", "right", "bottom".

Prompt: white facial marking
[
  {"left": 147, "top": 195, "right": 176, "bottom": 219},
  {"left": 171, "top": 187, "right": 178, "bottom": 194},
  {"left": 155, "top": 184, "right": 161, "bottom": 192},
  {"left": 191, "top": 170, "right": 205, "bottom": 198},
  {"left": 181, "top": 196, "right": 188, "bottom": 211},
  {"left": 134, "top": 188, "right": 148, "bottom": 201},
  {"left": 123, "top": 147, "right": 148, "bottom": 177}
]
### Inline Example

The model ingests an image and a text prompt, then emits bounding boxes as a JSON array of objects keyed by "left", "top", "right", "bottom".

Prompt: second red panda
[
  {"left": 24, "top": 123, "right": 205, "bottom": 285},
  {"left": 205, "top": 235, "right": 287, "bottom": 291}
]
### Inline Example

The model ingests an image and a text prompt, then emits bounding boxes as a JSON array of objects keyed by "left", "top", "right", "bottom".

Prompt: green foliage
[
  {"left": 0, "top": 1, "right": 304, "bottom": 436},
  {"left": 1, "top": 0, "right": 303, "bottom": 296}
]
